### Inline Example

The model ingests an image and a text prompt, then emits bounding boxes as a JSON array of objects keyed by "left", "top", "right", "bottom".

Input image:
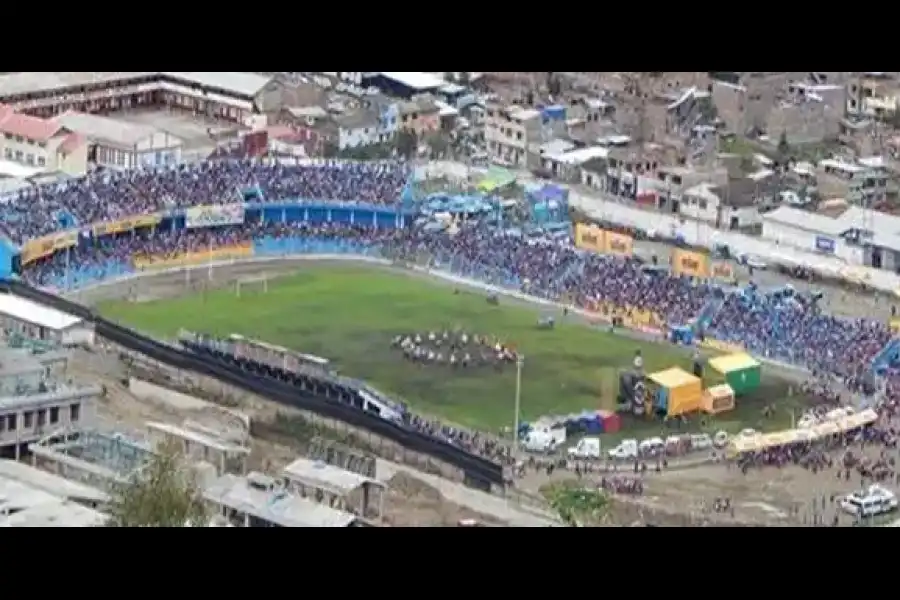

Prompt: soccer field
[{"left": 98, "top": 265, "right": 808, "bottom": 434}]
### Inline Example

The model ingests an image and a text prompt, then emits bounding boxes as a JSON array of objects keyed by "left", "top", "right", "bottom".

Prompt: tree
[
  {"left": 424, "top": 133, "right": 449, "bottom": 158},
  {"left": 543, "top": 482, "right": 610, "bottom": 526},
  {"left": 888, "top": 109, "right": 900, "bottom": 130},
  {"left": 105, "top": 441, "right": 209, "bottom": 527},
  {"left": 394, "top": 130, "right": 418, "bottom": 159},
  {"left": 322, "top": 140, "right": 339, "bottom": 158},
  {"left": 777, "top": 130, "right": 790, "bottom": 155},
  {"left": 547, "top": 74, "right": 562, "bottom": 97}
]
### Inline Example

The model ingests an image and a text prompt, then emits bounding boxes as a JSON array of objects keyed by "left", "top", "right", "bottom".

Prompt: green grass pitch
[{"left": 98, "top": 265, "right": 811, "bottom": 437}]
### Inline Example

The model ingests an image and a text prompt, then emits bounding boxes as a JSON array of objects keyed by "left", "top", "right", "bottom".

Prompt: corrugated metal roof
[
  {"left": 379, "top": 72, "right": 444, "bottom": 91},
  {"left": 163, "top": 72, "right": 273, "bottom": 98},
  {"left": 202, "top": 473, "right": 359, "bottom": 527},
  {"left": 0, "top": 294, "right": 82, "bottom": 330},
  {"left": 0, "top": 476, "right": 106, "bottom": 527},
  {"left": 54, "top": 112, "right": 163, "bottom": 148},
  {"left": 0, "top": 72, "right": 272, "bottom": 101}
]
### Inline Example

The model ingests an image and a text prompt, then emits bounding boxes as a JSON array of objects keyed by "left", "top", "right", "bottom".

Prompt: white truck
[
  {"left": 607, "top": 439, "right": 638, "bottom": 460},
  {"left": 568, "top": 437, "right": 601, "bottom": 460},
  {"left": 522, "top": 427, "right": 566, "bottom": 453}
]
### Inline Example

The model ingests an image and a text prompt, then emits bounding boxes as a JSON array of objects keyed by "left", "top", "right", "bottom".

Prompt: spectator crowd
[{"left": 0, "top": 159, "right": 409, "bottom": 243}]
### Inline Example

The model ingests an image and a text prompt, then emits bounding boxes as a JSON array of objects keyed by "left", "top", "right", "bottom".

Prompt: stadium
[{"left": 0, "top": 155, "right": 897, "bottom": 526}]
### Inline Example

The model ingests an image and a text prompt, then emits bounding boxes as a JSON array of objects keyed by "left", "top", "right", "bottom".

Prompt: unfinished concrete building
[{"left": 0, "top": 349, "right": 100, "bottom": 461}]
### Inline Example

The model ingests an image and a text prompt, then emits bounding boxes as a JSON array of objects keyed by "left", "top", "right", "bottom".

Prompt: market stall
[{"left": 701, "top": 384, "right": 735, "bottom": 415}]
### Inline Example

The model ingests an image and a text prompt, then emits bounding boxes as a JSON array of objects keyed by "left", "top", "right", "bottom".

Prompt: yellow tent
[{"left": 647, "top": 367, "right": 702, "bottom": 416}]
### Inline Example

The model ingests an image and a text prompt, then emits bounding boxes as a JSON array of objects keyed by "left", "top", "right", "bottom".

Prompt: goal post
[{"left": 235, "top": 275, "right": 269, "bottom": 298}]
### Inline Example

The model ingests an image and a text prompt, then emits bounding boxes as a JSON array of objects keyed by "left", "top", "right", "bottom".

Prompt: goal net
[{"left": 235, "top": 275, "right": 269, "bottom": 298}]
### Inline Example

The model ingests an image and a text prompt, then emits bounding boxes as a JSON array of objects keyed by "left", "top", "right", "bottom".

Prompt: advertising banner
[
  {"left": 890, "top": 318, "right": 900, "bottom": 335},
  {"left": 711, "top": 261, "right": 735, "bottom": 282},
  {"left": 672, "top": 248, "right": 710, "bottom": 278},
  {"left": 134, "top": 244, "right": 253, "bottom": 270},
  {"left": 93, "top": 214, "right": 162, "bottom": 237},
  {"left": 20, "top": 230, "right": 79, "bottom": 265},
  {"left": 185, "top": 204, "right": 246, "bottom": 229},
  {"left": 574, "top": 223, "right": 604, "bottom": 253},
  {"left": 603, "top": 231, "right": 633, "bottom": 257}
]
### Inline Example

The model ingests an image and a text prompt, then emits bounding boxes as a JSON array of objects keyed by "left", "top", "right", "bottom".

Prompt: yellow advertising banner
[
  {"left": 711, "top": 261, "right": 735, "bottom": 282},
  {"left": 134, "top": 244, "right": 253, "bottom": 271},
  {"left": 93, "top": 214, "right": 162, "bottom": 237},
  {"left": 700, "top": 338, "right": 746, "bottom": 354},
  {"left": 20, "top": 230, "right": 79, "bottom": 265},
  {"left": 890, "top": 318, "right": 900, "bottom": 335},
  {"left": 672, "top": 248, "right": 710, "bottom": 278},
  {"left": 574, "top": 223, "right": 604, "bottom": 253},
  {"left": 603, "top": 231, "right": 633, "bottom": 257}
]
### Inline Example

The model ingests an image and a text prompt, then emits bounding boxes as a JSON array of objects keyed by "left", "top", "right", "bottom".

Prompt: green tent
[{"left": 708, "top": 353, "right": 761, "bottom": 396}]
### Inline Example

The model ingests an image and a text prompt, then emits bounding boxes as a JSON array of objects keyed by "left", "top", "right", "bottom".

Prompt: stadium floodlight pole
[{"left": 513, "top": 354, "right": 524, "bottom": 455}]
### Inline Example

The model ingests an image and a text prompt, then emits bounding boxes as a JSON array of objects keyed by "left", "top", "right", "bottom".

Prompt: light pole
[{"left": 513, "top": 354, "right": 524, "bottom": 455}]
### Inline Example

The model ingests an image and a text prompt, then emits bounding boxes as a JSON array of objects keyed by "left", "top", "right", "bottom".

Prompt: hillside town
[{"left": 6, "top": 71, "right": 900, "bottom": 528}]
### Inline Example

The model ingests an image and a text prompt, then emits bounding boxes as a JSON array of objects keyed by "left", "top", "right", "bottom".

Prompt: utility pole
[{"left": 512, "top": 354, "right": 524, "bottom": 456}]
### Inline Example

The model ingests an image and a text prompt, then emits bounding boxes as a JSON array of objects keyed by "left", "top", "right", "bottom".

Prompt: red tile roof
[
  {"left": 0, "top": 105, "right": 64, "bottom": 142},
  {"left": 58, "top": 133, "right": 86, "bottom": 154}
]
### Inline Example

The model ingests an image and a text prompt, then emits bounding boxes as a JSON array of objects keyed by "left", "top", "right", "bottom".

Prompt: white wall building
[
  {"left": 0, "top": 294, "right": 92, "bottom": 345},
  {"left": 761, "top": 206, "right": 869, "bottom": 265},
  {"left": 55, "top": 111, "right": 183, "bottom": 170},
  {"left": 0, "top": 105, "right": 88, "bottom": 177},
  {"left": 335, "top": 111, "right": 380, "bottom": 150}
]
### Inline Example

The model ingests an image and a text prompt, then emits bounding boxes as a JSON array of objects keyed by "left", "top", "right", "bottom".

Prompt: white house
[
  {"left": 335, "top": 110, "right": 380, "bottom": 150},
  {"left": 678, "top": 180, "right": 764, "bottom": 230}
]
